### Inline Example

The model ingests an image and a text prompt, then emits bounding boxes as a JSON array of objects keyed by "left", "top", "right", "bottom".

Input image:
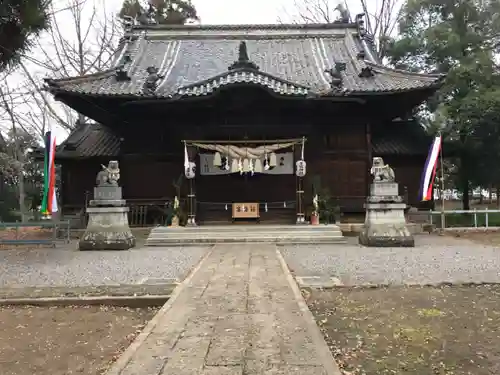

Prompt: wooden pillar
[
  {"left": 186, "top": 146, "right": 197, "bottom": 226},
  {"left": 366, "top": 121, "right": 373, "bottom": 195},
  {"left": 296, "top": 175, "right": 306, "bottom": 224},
  {"left": 187, "top": 178, "right": 197, "bottom": 226}
]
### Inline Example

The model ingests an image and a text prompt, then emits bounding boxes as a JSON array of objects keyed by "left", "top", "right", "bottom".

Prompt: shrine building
[{"left": 43, "top": 18, "right": 443, "bottom": 226}]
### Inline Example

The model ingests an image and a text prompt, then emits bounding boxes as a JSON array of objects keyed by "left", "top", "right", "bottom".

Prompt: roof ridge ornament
[
  {"left": 228, "top": 41, "right": 260, "bottom": 71},
  {"left": 325, "top": 62, "right": 346, "bottom": 90},
  {"left": 142, "top": 66, "right": 164, "bottom": 95},
  {"left": 359, "top": 66, "right": 375, "bottom": 78},
  {"left": 115, "top": 54, "right": 132, "bottom": 81}
]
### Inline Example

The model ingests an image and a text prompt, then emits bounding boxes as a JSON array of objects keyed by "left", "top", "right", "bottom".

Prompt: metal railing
[
  {"left": 0, "top": 221, "right": 71, "bottom": 246},
  {"left": 429, "top": 209, "right": 500, "bottom": 229}
]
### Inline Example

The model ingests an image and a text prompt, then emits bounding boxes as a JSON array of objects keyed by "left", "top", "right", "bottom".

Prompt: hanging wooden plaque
[{"left": 232, "top": 202, "right": 260, "bottom": 219}]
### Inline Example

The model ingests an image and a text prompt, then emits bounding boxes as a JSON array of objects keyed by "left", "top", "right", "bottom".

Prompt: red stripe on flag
[{"left": 47, "top": 137, "right": 56, "bottom": 212}]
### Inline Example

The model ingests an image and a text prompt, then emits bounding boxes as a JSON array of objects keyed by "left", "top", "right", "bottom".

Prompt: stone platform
[
  {"left": 105, "top": 244, "right": 341, "bottom": 375},
  {"left": 146, "top": 224, "right": 345, "bottom": 246}
]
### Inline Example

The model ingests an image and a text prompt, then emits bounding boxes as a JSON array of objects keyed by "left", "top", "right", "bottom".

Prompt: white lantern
[
  {"left": 213, "top": 152, "right": 222, "bottom": 167},
  {"left": 296, "top": 160, "right": 306, "bottom": 177},
  {"left": 185, "top": 161, "right": 196, "bottom": 179}
]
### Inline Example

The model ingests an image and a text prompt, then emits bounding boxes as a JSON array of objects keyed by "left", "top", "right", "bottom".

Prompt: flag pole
[{"left": 439, "top": 133, "right": 445, "bottom": 230}]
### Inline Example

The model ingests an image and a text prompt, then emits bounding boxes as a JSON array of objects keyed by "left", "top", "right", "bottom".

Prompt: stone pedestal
[
  {"left": 79, "top": 186, "right": 135, "bottom": 251},
  {"left": 359, "top": 182, "right": 414, "bottom": 247}
]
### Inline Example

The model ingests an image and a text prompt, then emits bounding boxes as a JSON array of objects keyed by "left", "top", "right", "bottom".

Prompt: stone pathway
[{"left": 106, "top": 244, "right": 339, "bottom": 375}]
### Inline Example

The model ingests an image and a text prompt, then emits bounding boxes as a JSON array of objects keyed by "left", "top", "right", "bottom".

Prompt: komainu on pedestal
[
  {"left": 79, "top": 161, "right": 135, "bottom": 251},
  {"left": 359, "top": 157, "right": 415, "bottom": 247}
]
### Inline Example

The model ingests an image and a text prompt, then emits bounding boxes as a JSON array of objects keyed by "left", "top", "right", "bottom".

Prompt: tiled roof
[
  {"left": 56, "top": 122, "right": 120, "bottom": 158},
  {"left": 45, "top": 22, "right": 443, "bottom": 99}
]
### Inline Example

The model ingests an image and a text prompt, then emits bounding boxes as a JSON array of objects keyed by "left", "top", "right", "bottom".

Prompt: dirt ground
[
  {"left": 306, "top": 285, "right": 500, "bottom": 375},
  {"left": 0, "top": 305, "right": 158, "bottom": 375},
  {"left": 0, "top": 284, "right": 176, "bottom": 299},
  {"left": 445, "top": 230, "right": 500, "bottom": 246}
]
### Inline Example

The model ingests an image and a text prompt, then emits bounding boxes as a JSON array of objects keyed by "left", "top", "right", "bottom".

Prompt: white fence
[{"left": 429, "top": 209, "right": 500, "bottom": 229}]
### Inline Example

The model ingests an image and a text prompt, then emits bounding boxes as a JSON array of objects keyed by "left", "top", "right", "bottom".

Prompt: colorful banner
[
  {"left": 40, "top": 131, "right": 58, "bottom": 215},
  {"left": 419, "top": 136, "right": 442, "bottom": 201}
]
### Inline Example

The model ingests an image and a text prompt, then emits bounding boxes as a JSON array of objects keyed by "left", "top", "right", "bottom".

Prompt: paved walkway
[{"left": 107, "top": 244, "right": 339, "bottom": 375}]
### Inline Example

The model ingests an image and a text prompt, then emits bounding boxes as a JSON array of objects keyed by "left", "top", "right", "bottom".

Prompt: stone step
[
  {"left": 150, "top": 225, "right": 341, "bottom": 233},
  {"left": 147, "top": 230, "right": 343, "bottom": 238},
  {"left": 145, "top": 236, "right": 347, "bottom": 246}
]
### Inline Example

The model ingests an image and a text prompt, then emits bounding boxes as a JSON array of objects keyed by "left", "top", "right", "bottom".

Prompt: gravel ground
[
  {"left": 0, "top": 246, "right": 209, "bottom": 287},
  {"left": 281, "top": 234, "right": 500, "bottom": 286}
]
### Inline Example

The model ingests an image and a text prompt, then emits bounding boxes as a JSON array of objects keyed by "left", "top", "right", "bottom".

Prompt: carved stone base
[
  {"left": 359, "top": 183, "right": 414, "bottom": 248},
  {"left": 359, "top": 224, "right": 415, "bottom": 247},
  {"left": 79, "top": 206, "right": 135, "bottom": 251}
]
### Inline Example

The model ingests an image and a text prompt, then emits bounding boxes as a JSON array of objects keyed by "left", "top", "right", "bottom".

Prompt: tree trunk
[
  {"left": 460, "top": 155, "right": 470, "bottom": 210},
  {"left": 10, "top": 119, "right": 26, "bottom": 222}
]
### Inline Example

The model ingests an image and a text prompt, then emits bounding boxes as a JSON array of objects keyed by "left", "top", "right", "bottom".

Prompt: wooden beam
[{"left": 182, "top": 138, "right": 306, "bottom": 145}]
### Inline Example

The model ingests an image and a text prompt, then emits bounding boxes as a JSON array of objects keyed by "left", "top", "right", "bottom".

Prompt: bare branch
[{"left": 282, "top": 0, "right": 404, "bottom": 60}]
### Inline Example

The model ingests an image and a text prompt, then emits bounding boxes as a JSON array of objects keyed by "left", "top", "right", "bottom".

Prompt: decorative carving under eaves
[
  {"left": 142, "top": 66, "right": 164, "bottom": 95},
  {"left": 228, "top": 41, "right": 260, "bottom": 71},
  {"left": 325, "top": 62, "right": 346, "bottom": 90},
  {"left": 359, "top": 66, "right": 374, "bottom": 78},
  {"left": 115, "top": 54, "right": 132, "bottom": 81}
]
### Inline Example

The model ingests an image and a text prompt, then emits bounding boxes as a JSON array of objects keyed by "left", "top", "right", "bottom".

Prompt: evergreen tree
[
  {"left": 0, "top": 0, "right": 51, "bottom": 71},
  {"left": 387, "top": 0, "right": 500, "bottom": 209},
  {"left": 119, "top": 0, "right": 198, "bottom": 25}
]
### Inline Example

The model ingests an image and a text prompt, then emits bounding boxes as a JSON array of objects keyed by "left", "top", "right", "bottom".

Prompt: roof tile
[{"left": 46, "top": 24, "right": 443, "bottom": 98}]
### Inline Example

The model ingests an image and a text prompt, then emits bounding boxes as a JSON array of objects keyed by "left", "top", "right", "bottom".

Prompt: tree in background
[
  {"left": 119, "top": 0, "right": 199, "bottom": 25},
  {"left": 388, "top": 0, "right": 500, "bottom": 210},
  {"left": 1, "top": 0, "right": 120, "bottom": 137},
  {"left": 0, "top": 0, "right": 51, "bottom": 71},
  {"left": 280, "top": 0, "right": 402, "bottom": 59}
]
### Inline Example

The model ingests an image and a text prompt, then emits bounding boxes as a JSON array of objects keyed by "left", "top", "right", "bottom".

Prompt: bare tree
[
  {"left": 281, "top": 0, "right": 404, "bottom": 60},
  {"left": 9, "top": 0, "right": 120, "bottom": 134}
]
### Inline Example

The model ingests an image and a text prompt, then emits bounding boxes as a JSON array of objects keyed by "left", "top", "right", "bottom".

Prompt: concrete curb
[
  {"left": 303, "top": 281, "right": 500, "bottom": 290},
  {"left": 275, "top": 246, "right": 342, "bottom": 375},
  {"left": 104, "top": 245, "right": 214, "bottom": 375},
  {"left": 0, "top": 295, "right": 170, "bottom": 307}
]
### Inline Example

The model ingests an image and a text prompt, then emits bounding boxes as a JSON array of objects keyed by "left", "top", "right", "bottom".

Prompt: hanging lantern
[
  {"left": 254, "top": 158, "right": 263, "bottom": 173},
  {"left": 185, "top": 161, "right": 196, "bottom": 179},
  {"left": 296, "top": 160, "right": 307, "bottom": 177},
  {"left": 269, "top": 152, "right": 277, "bottom": 168},
  {"left": 213, "top": 152, "right": 222, "bottom": 167},
  {"left": 231, "top": 158, "right": 239, "bottom": 173}
]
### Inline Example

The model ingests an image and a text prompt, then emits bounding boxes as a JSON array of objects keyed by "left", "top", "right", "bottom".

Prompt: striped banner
[
  {"left": 40, "top": 131, "right": 58, "bottom": 216},
  {"left": 419, "top": 136, "right": 442, "bottom": 202}
]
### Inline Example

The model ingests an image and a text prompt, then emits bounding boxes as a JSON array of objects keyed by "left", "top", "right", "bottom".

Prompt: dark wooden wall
[
  {"left": 384, "top": 155, "right": 427, "bottom": 207},
  {"left": 58, "top": 88, "right": 428, "bottom": 219},
  {"left": 60, "top": 160, "right": 100, "bottom": 208}
]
